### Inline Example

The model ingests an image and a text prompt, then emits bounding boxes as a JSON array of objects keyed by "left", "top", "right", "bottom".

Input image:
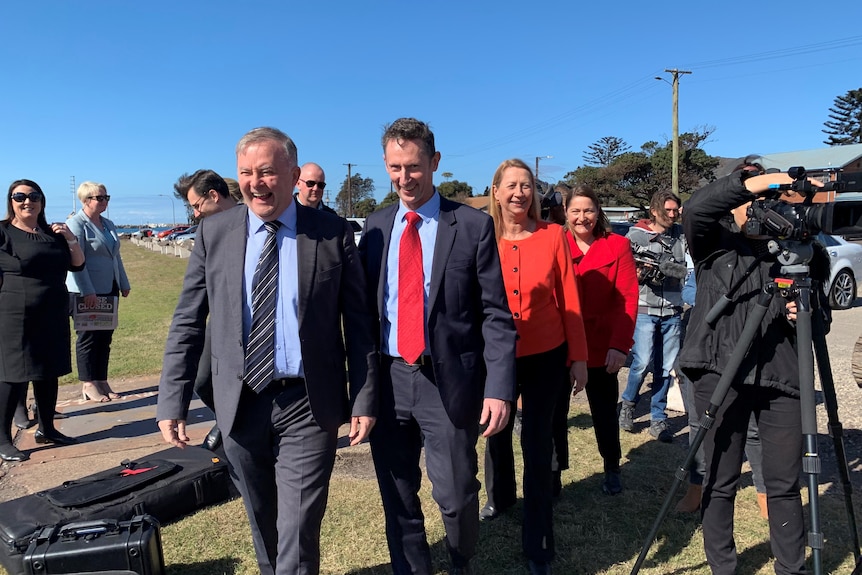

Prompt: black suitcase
[
  {"left": 23, "top": 515, "right": 164, "bottom": 575},
  {"left": 0, "top": 446, "right": 237, "bottom": 575}
]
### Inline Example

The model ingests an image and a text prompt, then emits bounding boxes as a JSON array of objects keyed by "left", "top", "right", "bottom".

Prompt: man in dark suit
[
  {"left": 172, "top": 168, "right": 239, "bottom": 450},
  {"left": 358, "top": 117, "right": 517, "bottom": 575},
  {"left": 157, "top": 127, "right": 378, "bottom": 575},
  {"left": 294, "top": 162, "right": 338, "bottom": 216}
]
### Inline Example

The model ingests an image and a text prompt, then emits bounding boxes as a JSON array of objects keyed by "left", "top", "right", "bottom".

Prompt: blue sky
[{"left": 2, "top": 1, "right": 861, "bottom": 225}]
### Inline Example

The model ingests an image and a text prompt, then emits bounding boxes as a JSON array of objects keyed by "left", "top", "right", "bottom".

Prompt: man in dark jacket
[{"left": 679, "top": 168, "right": 829, "bottom": 575}]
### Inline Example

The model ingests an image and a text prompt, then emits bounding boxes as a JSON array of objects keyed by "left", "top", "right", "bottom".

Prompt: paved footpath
[{"left": 2, "top": 302, "right": 862, "bottom": 501}]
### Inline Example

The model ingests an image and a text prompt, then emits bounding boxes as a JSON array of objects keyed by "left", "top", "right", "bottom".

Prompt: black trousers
[
  {"left": 583, "top": 366, "right": 622, "bottom": 473},
  {"left": 483, "top": 344, "right": 567, "bottom": 563},
  {"left": 74, "top": 287, "right": 118, "bottom": 382},
  {"left": 0, "top": 379, "right": 60, "bottom": 446},
  {"left": 75, "top": 329, "right": 114, "bottom": 381},
  {"left": 370, "top": 357, "right": 481, "bottom": 575},
  {"left": 223, "top": 381, "right": 337, "bottom": 575},
  {"left": 694, "top": 373, "right": 807, "bottom": 575}
]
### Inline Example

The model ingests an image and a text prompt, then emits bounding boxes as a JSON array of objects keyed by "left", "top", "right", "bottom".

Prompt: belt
[
  {"left": 387, "top": 354, "right": 433, "bottom": 367},
  {"left": 271, "top": 377, "right": 305, "bottom": 387}
]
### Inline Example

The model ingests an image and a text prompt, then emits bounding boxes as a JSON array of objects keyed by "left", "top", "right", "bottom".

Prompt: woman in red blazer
[
  {"left": 481, "top": 159, "right": 587, "bottom": 575},
  {"left": 555, "top": 184, "right": 638, "bottom": 496}
]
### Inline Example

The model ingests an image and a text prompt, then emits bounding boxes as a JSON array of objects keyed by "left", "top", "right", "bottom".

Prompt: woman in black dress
[{"left": 0, "top": 179, "right": 85, "bottom": 462}]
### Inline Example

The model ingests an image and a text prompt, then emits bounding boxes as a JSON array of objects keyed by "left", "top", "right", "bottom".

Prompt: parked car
[
  {"left": 610, "top": 221, "right": 633, "bottom": 236},
  {"left": 157, "top": 225, "right": 191, "bottom": 239},
  {"left": 172, "top": 225, "right": 198, "bottom": 246},
  {"left": 346, "top": 217, "right": 366, "bottom": 246},
  {"left": 817, "top": 232, "right": 862, "bottom": 310}
]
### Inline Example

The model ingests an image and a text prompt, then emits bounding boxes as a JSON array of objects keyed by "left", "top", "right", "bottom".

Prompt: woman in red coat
[
  {"left": 481, "top": 159, "right": 587, "bottom": 575},
  {"left": 553, "top": 184, "right": 638, "bottom": 495}
]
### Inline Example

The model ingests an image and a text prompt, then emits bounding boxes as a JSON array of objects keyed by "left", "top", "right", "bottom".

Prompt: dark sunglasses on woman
[{"left": 11, "top": 192, "right": 43, "bottom": 203}]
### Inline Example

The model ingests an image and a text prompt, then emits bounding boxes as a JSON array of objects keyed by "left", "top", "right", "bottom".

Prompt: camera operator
[
  {"left": 618, "top": 191, "right": 688, "bottom": 442},
  {"left": 679, "top": 168, "right": 830, "bottom": 575}
]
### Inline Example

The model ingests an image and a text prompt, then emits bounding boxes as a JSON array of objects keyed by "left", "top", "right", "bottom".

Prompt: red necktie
[{"left": 398, "top": 212, "right": 425, "bottom": 364}]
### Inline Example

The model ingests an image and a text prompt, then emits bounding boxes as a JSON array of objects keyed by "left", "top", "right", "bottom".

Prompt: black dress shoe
[
  {"left": 201, "top": 425, "right": 222, "bottom": 451},
  {"left": 14, "top": 419, "right": 37, "bottom": 430},
  {"left": 0, "top": 446, "right": 29, "bottom": 462},
  {"left": 528, "top": 559, "right": 553, "bottom": 575},
  {"left": 34, "top": 430, "right": 78, "bottom": 446},
  {"left": 480, "top": 503, "right": 510, "bottom": 521}
]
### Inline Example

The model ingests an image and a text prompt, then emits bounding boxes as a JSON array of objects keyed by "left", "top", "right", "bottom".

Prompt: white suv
[{"left": 346, "top": 217, "right": 366, "bottom": 246}]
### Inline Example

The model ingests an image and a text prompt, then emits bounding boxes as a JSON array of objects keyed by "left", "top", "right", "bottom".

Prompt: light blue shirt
[
  {"left": 243, "top": 201, "right": 303, "bottom": 378},
  {"left": 382, "top": 191, "right": 440, "bottom": 357}
]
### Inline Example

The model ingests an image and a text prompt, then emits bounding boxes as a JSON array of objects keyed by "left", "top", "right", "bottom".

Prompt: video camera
[
  {"left": 632, "top": 237, "right": 687, "bottom": 287},
  {"left": 744, "top": 166, "right": 862, "bottom": 241}
]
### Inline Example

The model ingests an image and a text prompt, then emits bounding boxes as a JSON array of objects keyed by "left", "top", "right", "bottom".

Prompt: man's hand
[
  {"left": 158, "top": 419, "right": 189, "bottom": 448},
  {"left": 605, "top": 349, "right": 627, "bottom": 374},
  {"left": 570, "top": 361, "right": 588, "bottom": 396},
  {"left": 480, "top": 398, "right": 511, "bottom": 438},
  {"left": 348, "top": 416, "right": 376, "bottom": 446},
  {"left": 785, "top": 300, "right": 798, "bottom": 322}
]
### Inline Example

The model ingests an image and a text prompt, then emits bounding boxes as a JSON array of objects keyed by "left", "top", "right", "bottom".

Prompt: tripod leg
[
  {"left": 630, "top": 285, "right": 773, "bottom": 574},
  {"left": 796, "top": 285, "right": 823, "bottom": 575},
  {"left": 812, "top": 304, "right": 861, "bottom": 563}
]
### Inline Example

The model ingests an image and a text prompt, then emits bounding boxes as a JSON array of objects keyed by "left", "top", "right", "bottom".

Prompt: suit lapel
[
  {"left": 295, "top": 206, "right": 317, "bottom": 328},
  {"left": 225, "top": 208, "right": 250, "bottom": 322},
  {"left": 428, "top": 198, "right": 456, "bottom": 309},
  {"left": 376, "top": 206, "right": 397, "bottom": 311}
]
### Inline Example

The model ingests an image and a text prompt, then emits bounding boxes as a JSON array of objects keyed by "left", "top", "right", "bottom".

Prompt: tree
[
  {"left": 352, "top": 197, "right": 377, "bottom": 217},
  {"left": 335, "top": 173, "right": 375, "bottom": 217},
  {"left": 565, "top": 127, "right": 719, "bottom": 208},
  {"left": 377, "top": 191, "right": 400, "bottom": 210},
  {"left": 822, "top": 88, "right": 862, "bottom": 146},
  {"left": 441, "top": 172, "right": 453, "bottom": 181},
  {"left": 437, "top": 179, "right": 473, "bottom": 201},
  {"left": 582, "top": 136, "right": 631, "bottom": 167}
]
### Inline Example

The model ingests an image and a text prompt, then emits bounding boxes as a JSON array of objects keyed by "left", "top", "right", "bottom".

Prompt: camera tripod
[{"left": 630, "top": 240, "right": 861, "bottom": 575}]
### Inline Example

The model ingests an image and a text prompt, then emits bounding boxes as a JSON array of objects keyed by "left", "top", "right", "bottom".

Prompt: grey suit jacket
[
  {"left": 156, "top": 203, "right": 378, "bottom": 436},
  {"left": 359, "top": 195, "right": 516, "bottom": 429},
  {"left": 65, "top": 210, "right": 130, "bottom": 295}
]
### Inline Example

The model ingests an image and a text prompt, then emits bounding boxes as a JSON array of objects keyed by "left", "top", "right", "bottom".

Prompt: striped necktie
[{"left": 245, "top": 220, "right": 281, "bottom": 393}]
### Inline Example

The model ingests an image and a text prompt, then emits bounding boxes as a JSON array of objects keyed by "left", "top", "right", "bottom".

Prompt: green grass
[
  {"left": 60, "top": 241, "right": 189, "bottom": 385},
  {"left": 34, "top": 241, "right": 862, "bottom": 573}
]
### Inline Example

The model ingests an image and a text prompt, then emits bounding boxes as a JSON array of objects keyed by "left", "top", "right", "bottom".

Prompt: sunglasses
[
  {"left": 11, "top": 191, "right": 43, "bottom": 203},
  {"left": 299, "top": 179, "right": 326, "bottom": 190},
  {"left": 87, "top": 195, "right": 111, "bottom": 202},
  {"left": 190, "top": 193, "right": 209, "bottom": 212}
]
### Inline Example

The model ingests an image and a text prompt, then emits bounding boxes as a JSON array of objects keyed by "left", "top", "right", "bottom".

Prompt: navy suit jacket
[
  {"left": 156, "top": 203, "right": 378, "bottom": 436},
  {"left": 359, "top": 195, "right": 516, "bottom": 429}
]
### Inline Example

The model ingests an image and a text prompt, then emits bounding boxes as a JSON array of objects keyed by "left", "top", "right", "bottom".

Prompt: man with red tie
[{"left": 358, "top": 117, "right": 517, "bottom": 575}]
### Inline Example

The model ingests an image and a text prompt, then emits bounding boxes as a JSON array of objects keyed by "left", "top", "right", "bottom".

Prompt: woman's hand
[
  {"left": 570, "top": 361, "right": 588, "bottom": 396},
  {"left": 605, "top": 349, "right": 627, "bottom": 374},
  {"left": 50, "top": 222, "right": 77, "bottom": 242}
]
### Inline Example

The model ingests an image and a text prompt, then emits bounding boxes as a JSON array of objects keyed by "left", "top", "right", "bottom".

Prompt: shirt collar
[
  {"left": 247, "top": 198, "right": 296, "bottom": 234},
  {"left": 395, "top": 189, "right": 440, "bottom": 223}
]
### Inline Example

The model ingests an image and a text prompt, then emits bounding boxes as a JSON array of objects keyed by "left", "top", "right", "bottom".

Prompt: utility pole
[
  {"left": 656, "top": 69, "right": 691, "bottom": 197},
  {"left": 535, "top": 155, "right": 552, "bottom": 182},
  {"left": 343, "top": 163, "right": 355, "bottom": 217},
  {"left": 70, "top": 176, "right": 76, "bottom": 216}
]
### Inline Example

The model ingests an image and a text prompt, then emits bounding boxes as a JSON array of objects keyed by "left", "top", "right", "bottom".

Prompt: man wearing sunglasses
[{"left": 295, "top": 163, "right": 337, "bottom": 215}]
